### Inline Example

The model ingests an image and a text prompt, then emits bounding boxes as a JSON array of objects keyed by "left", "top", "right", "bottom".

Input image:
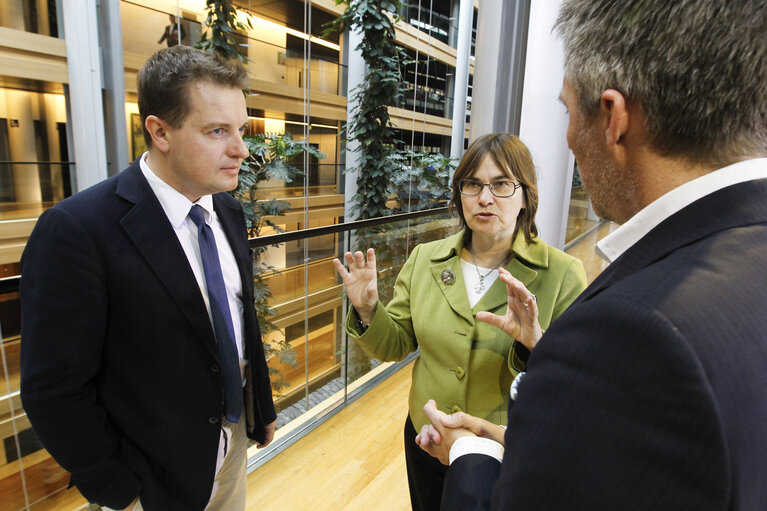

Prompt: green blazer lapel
[
  {"left": 428, "top": 232, "right": 474, "bottom": 324},
  {"left": 430, "top": 258, "right": 474, "bottom": 324}
]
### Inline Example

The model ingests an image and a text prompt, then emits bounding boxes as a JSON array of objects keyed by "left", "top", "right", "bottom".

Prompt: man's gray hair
[{"left": 555, "top": 0, "right": 767, "bottom": 166}]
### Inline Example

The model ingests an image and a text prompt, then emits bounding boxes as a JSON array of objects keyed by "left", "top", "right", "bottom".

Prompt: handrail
[
  {"left": 0, "top": 207, "right": 452, "bottom": 294},
  {"left": 0, "top": 161, "right": 75, "bottom": 164},
  {"left": 248, "top": 206, "right": 450, "bottom": 248}
]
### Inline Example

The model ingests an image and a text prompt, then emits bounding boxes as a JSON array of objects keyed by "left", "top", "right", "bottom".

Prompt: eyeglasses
[{"left": 458, "top": 179, "right": 522, "bottom": 198}]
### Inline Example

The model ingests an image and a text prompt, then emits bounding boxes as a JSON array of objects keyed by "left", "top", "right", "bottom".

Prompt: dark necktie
[{"left": 188, "top": 204, "right": 242, "bottom": 423}]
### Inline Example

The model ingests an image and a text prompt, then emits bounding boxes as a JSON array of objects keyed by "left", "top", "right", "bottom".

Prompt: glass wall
[
  {"left": 1, "top": 0, "right": 473, "bottom": 508},
  {"left": 256, "top": 209, "right": 459, "bottom": 432}
]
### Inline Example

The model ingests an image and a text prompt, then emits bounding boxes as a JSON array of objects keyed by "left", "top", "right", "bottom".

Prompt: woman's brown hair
[{"left": 451, "top": 133, "right": 539, "bottom": 245}]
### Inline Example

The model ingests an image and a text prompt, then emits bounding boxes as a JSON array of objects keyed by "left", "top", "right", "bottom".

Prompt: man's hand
[
  {"left": 257, "top": 420, "right": 276, "bottom": 449},
  {"left": 415, "top": 400, "right": 476, "bottom": 464}
]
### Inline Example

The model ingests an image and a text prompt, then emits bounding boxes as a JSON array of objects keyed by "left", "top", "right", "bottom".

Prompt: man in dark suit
[
  {"left": 20, "top": 46, "right": 276, "bottom": 511},
  {"left": 416, "top": 0, "right": 767, "bottom": 509}
]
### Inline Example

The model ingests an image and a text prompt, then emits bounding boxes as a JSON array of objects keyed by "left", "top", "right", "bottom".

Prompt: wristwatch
[{"left": 355, "top": 316, "right": 370, "bottom": 333}]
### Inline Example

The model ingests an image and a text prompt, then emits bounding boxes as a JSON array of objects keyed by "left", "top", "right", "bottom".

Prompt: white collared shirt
[
  {"left": 596, "top": 158, "right": 767, "bottom": 263},
  {"left": 139, "top": 153, "right": 246, "bottom": 375}
]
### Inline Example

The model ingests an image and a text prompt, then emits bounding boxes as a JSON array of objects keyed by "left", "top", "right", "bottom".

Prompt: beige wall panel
[
  {"left": 0, "top": 50, "right": 67, "bottom": 83},
  {"left": 0, "top": 26, "right": 66, "bottom": 57},
  {"left": 389, "top": 106, "right": 454, "bottom": 136},
  {"left": 307, "top": 0, "right": 345, "bottom": 16},
  {"left": 394, "top": 23, "right": 457, "bottom": 67}
]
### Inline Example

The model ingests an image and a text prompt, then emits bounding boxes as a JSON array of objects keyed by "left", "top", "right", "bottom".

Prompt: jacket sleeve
[
  {"left": 551, "top": 257, "right": 587, "bottom": 320},
  {"left": 345, "top": 244, "right": 422, "bottom": 361},
  {"left": 20, "top": 207, "right": 142, "bottom": 509},
  {"left": 441, "top": 454, "right": 502, "bottom": 511}
]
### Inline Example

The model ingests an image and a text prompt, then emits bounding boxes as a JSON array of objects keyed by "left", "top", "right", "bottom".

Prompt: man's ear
[
  {"left": 600, "top": 89, "right": 629, "bottom": 148},
  {"left": 145, "top": 115, "right": 170, "bottom": 153}
]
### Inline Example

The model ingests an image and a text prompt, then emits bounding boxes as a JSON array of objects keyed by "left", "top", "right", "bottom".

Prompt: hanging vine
[
  {"left": 195, "top": 0, "right": 252, "bottom": 61},
  {"left": 325, "top": 0, "right": 408, "bottom": 219}
]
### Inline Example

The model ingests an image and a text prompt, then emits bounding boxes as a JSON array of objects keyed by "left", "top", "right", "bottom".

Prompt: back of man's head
[
  {"left": 555, "top": 0, "right": 767, "bottom": 167},
  {"left": 137, "top": 46, "right": 248, "bottom": 147}
]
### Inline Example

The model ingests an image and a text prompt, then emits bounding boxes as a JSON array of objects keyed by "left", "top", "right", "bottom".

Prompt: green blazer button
[{"left": 455, "top": 367, "right": 465, "bottom": 379}]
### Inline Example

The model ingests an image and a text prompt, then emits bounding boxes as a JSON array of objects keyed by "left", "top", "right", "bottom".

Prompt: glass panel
[
  {"left": 400, "top": 2, "right": 454, "bottom": 45},
  {"left": 565, "top": 162, "right": 601, "bottom": 244},
  {"left": 344, "top": 211, "right": 459, "bottom": 387},
  {"left": 0, "top": 88, "right": 73, "bottom": 226}
]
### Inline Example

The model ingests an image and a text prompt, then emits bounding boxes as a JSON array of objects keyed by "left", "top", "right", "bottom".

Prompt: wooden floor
[{"left": 245, "top": 363, "right": 413, "bottom": 511}]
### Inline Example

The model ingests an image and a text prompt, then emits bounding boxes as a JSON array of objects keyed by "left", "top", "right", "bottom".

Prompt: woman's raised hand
[
  {"left": 332, "top": 248, "right": 378, "bottom": 324},
  {"left": 475, "top": 268, "right": 543, "bottom": 350}
]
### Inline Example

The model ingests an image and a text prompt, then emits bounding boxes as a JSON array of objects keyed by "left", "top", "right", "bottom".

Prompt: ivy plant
[
  {"left": 391, "top": 151, "right": 455, "bottom": 212},
  {"left": 195, "top": 0, "right": 252, "bottom": 61},
  {"left": 325, "top": 0, "right": 408, "bottom": 220},
  {"left": 231, "top": 133, "right": 325, "bottom": 393}
]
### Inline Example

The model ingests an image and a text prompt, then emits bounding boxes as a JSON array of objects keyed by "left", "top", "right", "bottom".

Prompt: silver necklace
[{"left": 470, "top": 250, "right": 507, "bottom": 294}]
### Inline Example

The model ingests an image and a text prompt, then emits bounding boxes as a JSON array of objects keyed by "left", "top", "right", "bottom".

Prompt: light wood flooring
[{"left": 245, "top": 363, "right": 413, "bottom": 511}]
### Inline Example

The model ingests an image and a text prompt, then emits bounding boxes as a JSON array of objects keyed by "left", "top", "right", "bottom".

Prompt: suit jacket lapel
[
  {"left": 116, "top": 163, "right": 219, "bottom": 358},
  {"left": 576, "top": 178, "right": 767, "bottom": 304},
  {"left": 213, "top": 194, "right": 255, "bottom": 313}
]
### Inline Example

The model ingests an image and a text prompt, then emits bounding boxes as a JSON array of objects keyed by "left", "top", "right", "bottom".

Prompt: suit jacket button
[
  {"left": 210, "top": 364, "right": 220, "bottom": 373},
  {"left": 209, "top": 416, "right": 219, "bottom": 424},
  {"left": 451, "top": 405, "right": 462, "bottom": 414},
  {"left": 455, "top": 367, "right": 465, "bottom": 380}
]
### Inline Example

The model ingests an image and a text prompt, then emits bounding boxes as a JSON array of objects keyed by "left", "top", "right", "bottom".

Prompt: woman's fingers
[
  {"left": 332, "top": 258, "right": 348, "bottom": 279},
  {"left": 499, "top": 268, "right": 537, "bottom": 313}
]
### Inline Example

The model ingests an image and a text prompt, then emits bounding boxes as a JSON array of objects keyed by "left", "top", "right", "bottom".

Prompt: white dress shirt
[
  {"left": 139, "top": 153, "right": 247, "bottom": 375},
  {"left": 449, "top": 157, "right": 767, "bottom": 465}
]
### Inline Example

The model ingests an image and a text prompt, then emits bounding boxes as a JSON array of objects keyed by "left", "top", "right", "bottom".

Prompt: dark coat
[
  {"left": 20, "top": 161, "right": 276, "bottom": 511},
  {"left": 442, "top": 178, "right": 767, "bottom": 510}
]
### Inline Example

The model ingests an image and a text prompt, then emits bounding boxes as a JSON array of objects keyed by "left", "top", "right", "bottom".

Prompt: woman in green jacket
[{"left": 333, "top": 133, "right": 587, "bottom": 511}]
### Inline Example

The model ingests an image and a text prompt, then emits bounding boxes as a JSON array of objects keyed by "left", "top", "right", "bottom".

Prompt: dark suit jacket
[
  {"left": 19, "top": 161, "right": 276, "bottom": 511},
  {"left": 443, "top": 178, "right": 767, "bottom": 510}
]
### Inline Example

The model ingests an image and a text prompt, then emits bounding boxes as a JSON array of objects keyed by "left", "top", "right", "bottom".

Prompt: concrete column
[
  {"left": 61, "top": 0, "right": 108, "bottom": 192},
  {"left": 469, "top": 0, "right": 529, "bottom": 140},
  {"left": 98, "top": 0, "right": 129, "bottom": 175},
  {"left": 518, "top": 0, "right": 572, "bottom": 248},
  {"left": 342, "top": 27, "right": 365, "bottom": 222},
  {"left": 448, "top": 0, "right": 474, "bottom": 165},
  {"left": 5, "top": 90, "right": 42, "bottom": 203}
]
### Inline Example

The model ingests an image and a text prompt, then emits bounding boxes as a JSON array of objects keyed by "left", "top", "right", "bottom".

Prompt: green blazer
[{"left": 347, "top": 231, "right": 587, "bottom": 431}]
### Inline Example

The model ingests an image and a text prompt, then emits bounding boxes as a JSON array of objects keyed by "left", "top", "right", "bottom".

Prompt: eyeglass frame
[{"left": 458, "top": 179, "right": 522, "bottom": 198}]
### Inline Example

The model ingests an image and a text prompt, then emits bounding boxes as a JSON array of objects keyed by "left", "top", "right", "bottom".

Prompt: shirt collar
[
  {"left": 139, "top": 152, "right": 215, "bottom": 227},
  {"left": 596, "top": 157, "right": 767, "bottom": 263}
]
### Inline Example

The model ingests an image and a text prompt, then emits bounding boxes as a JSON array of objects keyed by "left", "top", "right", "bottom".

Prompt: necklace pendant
[{"left": 475, "top": 278, "right": 485, "bottom": 294}]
